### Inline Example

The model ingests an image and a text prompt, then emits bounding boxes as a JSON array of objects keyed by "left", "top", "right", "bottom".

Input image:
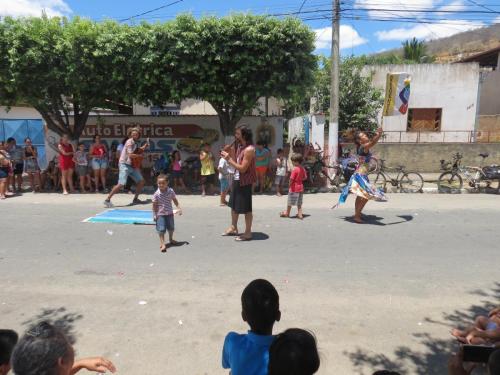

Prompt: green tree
[
  {"left": 311, "top": 56, "right": 383, "bottom": 132},
  {"left": 0, "top": 17, "right": 132, "bottom": 140},
  {"left": 402, "top": 37, "right": 434, "bottom": 63},
  {"left": 133, "top": 14, "right": 317, "bottom": 136}
]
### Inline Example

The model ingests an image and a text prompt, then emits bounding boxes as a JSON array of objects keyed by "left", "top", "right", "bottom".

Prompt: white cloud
[
  {"left": 315, "top": 25, "right": 368, "bottom": 50},
  {"left": 494, "top": 16, "right": 500, "bottom": 24},
  {"left": 375, "top": 20, "right": 484, "bottom": 41},
  {"left": 0, "top": 0, "right": 72, "bottom": 18},
  {"left": 437, "top": 0, "right": 466, "bottom": 13},
  {"left": 354, "top": 0, "right": 436, "bottom": 19}
]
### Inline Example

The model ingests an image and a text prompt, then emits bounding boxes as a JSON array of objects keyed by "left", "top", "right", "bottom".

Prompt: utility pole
[{"left": 328, "top": 0, "right": 340, "bottom": 164}]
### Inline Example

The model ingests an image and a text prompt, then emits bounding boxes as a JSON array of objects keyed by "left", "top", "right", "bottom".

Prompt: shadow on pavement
[
  {"left": 342, "top": 214, "right": 414, "bottom": 226},
  {"left": 251, "top": 232, "right": 269, "bottom": 241},
  {"left": 344, "top": 283, "right": 500, "bottom": 374},
  {"left": 22, "top": 307, "right": 83, "bottom": 344}
]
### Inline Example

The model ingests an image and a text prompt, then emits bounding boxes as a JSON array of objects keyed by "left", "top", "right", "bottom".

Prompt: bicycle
[
  {"left": 437, "top": 153, "right": 500, "bottom": 193},
  {"left": 367, "top": 159, "right": 424, "bottom": 193}
]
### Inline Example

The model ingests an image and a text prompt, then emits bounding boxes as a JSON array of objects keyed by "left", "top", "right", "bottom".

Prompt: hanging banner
[{"left": 382, "top": 72, "right": 411, "bottom": 116}]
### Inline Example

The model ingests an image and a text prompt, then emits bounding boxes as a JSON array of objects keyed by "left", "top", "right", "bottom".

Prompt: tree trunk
[{"left": 214, "top": 104, "right": 244, "bottom": 137}]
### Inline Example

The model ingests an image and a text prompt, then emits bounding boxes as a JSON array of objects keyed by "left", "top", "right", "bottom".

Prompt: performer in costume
[{"left": 333, "top": 128, "right": 386, "bottom": 223}]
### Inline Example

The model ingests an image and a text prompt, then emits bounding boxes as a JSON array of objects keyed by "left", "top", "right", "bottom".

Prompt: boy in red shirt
[{"left": 280, "top": 153, "right": 307, "bottom": 219}]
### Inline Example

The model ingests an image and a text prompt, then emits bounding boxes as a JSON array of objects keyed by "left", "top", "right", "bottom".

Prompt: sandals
[
  {"left": 221, "top": 228, "right": 238, "bottom": 236},
  {"left": 235, "top": 236, "right": 252, "bottom": 242},
  {"left": 160, "top": 245, "right": 167, "bottom": 253}
]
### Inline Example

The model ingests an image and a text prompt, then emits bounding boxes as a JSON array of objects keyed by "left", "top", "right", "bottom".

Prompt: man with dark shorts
[
  {"left": 104, "top": 128, "right": 149, "bottom": 207},
  {"left": 6, "top": 138, "right": 24, "bottom": 192}
]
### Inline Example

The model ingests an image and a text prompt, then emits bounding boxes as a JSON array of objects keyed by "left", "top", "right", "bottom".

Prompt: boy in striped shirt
[{"left": 153, "top": 174, "right": 182, "bottom": 252}]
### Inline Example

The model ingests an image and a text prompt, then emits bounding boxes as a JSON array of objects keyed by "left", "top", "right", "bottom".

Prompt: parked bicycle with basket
[
  {"left": 437, "top": 152, "right": 500, "bottom": 193},
  {"left": 366, "top": 159, "right": 424, "bottom": 193}
]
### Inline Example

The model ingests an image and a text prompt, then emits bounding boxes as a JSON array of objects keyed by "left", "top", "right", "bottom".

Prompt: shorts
[
  {"left": 75, "top": 165, "right": 89, "bottom": 177},
  {"left": 220, "top": 177, "right": 230, "bottom": 192},
  {"left": 256, "top": 166, "right": 267, "bottom": 177},
  {"left": 172, "top": 170, "right": 183, "bottom": 178},
  {"left": 275, "top": 175, "right": 286, "bottom": 185},
  {"left": 287, "top": 192, "right": 303, "bottom": 207},
  {"left": 156, "top": 214, "right": 175, "bottom": 233},
  {"left": 229, "top": 180, "right": 252, "bottom": 214},
  {"left": 201, "top": 173, "right": 215, "bottom": 185},
  {"left": 0, "top": 167, "right": 8, "bottom": 179},
  {"left": 91, "top": 158, "right": 108, "bottom": 170},
  {"left": 118, "top": 163, "right": 143, "bottom": 186},
  {"left": 25, "top": 159, "right": 39, "bottom": 173},
  {"left": 13, "top": 163, "right": 24, "bottom": 175}
]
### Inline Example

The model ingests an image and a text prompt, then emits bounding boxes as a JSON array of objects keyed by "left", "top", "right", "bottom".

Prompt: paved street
[{"left": 1, "top": 192, "right": 499, "bottom": 375}]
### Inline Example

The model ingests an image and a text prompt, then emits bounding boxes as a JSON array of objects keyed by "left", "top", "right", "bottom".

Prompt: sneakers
[
  {"left": 132, "top": 198, "right": 146, "bottom": 205},
  {"left": 104, "top": 199, "right": 113, "bottom": 208}
]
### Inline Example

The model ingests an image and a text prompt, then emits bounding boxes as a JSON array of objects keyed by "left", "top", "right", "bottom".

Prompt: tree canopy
[
  {"left": 311, "top": 56, "right": 383, "bottom": 132},
  {"left": 0, "top": 14, "right": 317, "bottom": 139},
  {"left": 0, "top": 16, "right": 133, "bottom": 140},
  {"left": 133, "top": 14, "right": 317, "bottom": 136}
]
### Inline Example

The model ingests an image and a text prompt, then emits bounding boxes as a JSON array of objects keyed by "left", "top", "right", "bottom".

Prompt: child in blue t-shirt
[{"left": 222, "top": 279, "right": 281, "bottom": 375}]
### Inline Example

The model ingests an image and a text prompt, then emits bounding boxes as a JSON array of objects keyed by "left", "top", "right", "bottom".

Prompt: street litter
[
  {"left": 178, "top": 320, "right": 183, "bottom": 325},
  {"left": 138, "top": 300, "right": 148, "bottom": 305},
  {"left": 106, "top": 230, "right": 113, "bottom": 236}
]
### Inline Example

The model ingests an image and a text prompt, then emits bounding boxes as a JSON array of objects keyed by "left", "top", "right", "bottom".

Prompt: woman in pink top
[
  {"left": 89, "top": 135, "right": 108, "bottom": 193},
  {"left": 280, "top": 152, "right": 307, "bottom": 219},
  {"left": 171, "top": 150, "right": 188, "bottom": 193},
  {"left": 58, "top": 134, "right": 75, "bottom": 195}
]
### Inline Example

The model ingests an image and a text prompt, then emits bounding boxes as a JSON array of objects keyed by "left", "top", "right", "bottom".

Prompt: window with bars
[{"left": 407, "top": 108, "right": 442, "bottom": 132}]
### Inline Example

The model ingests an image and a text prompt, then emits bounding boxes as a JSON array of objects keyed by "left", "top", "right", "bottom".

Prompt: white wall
[
  {"left": 364, "top": 63, "right": 480, "bottom": 142},
  {"left": 133, "top": 97, "right": 284, "bottom": 117},
  {"left": 0, "top": 106, "right": 42, "bottom": 119},
  {"left": 479, "top": 65, "right": 500, "bottom": 116}
]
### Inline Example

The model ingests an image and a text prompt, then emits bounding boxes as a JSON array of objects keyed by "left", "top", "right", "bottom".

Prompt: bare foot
[
  {"left": 353, "top": 216, "right": 363, "bottom": 224},
  {"left": 297, "top": 214, "right": 304, "bottom": 220},
  {"left": 280, "top": 211, "right": 289, "bottom": 218},
  {"left": 160, "top": 245, "right": 167, "bottom": 253}
]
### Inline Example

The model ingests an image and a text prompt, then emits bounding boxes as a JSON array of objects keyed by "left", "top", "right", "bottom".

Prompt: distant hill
[{"left": 376, "top": 23, "right": 500, "bottom": 63}]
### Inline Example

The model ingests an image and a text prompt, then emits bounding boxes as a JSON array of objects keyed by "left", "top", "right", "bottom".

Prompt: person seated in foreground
[
  {"left": 268, "top": 328, "right": 320, "bottom": 375},
  {"left": 222, "top": 279, "right": 281, "bottom": 375},
  {"left": 449, "top": 347, "right": 500, "bottom": 375},
  {"left": 0, "top": 330, "right": 18, "bottom": 375},
  {"left": 452, "top": 307, "right": 500, "bottom": 344},
  {"left": 12, "top": 322, "right": 116, "bottom": 375}
]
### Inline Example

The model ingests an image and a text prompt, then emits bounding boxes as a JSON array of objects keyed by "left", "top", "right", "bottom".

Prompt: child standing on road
[
  {"left": 280, "top": 153, "right": 307, "bottom": 219},
  {"left": 218, "top": 144, "right": 234, "bottom": 206},
  {"left": 200, "top": 143, "right": 216, "bottom": 196},
  {"left": 74, "top": 142, "right": 89, "bottom": 193},
  {"left": 222, "top": 279, "right": 281, "bottom": 375},
  {"left": 274, "top": 148, "right": 287, "bottom": 196},
  {"left": 153, "top": 174, "right": 182, "bottom": 253}
]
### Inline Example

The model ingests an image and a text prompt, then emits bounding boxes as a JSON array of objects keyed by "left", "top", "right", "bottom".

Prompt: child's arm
[
  {"left": 468, "top": 327, "right": 500, "bottom": 341},
  {"left": 71, "top": 357, "right": 116, "bottom": 374},
  {"left": 152, "top": 199, "right": 158, "bottom": 220},
  {"left": 173, "top": 197, "right": 182, "bottom": 215}
]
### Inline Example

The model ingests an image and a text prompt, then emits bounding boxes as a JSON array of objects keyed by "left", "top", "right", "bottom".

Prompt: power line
[
  {"left": 298, "top": 0, "right": 309, "bottom": 13},
  {"left": 465, "top": 0, "right": 498, "bottom": 13},
  {"left": 118, "top": 0, "right": 184, "bottom": 23}
]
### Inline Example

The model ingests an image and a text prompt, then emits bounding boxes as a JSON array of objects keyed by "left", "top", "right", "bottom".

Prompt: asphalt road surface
[{"left": 1, "top": 192, "right": 499, "bottom": 375}]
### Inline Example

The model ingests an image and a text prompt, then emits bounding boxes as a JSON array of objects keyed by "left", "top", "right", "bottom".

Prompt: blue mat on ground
[{"left": 84, "top": 209, "right": 154, "bottom": 225}]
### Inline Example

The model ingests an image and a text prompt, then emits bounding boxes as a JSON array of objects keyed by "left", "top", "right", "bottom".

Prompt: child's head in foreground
[
  {"left": 241, "top": 279, "right": 280, "bottom": 335},
  {"left": 268, "top": 328, "right": 320, "bottom": 375},
  {"left": 157, "top": 174, "right": 170, "bottom": 191}
]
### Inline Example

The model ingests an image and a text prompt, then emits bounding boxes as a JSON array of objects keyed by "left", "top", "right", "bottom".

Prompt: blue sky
[{"left": 1, "top": 0, "right": 499, "bottom": 56}]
